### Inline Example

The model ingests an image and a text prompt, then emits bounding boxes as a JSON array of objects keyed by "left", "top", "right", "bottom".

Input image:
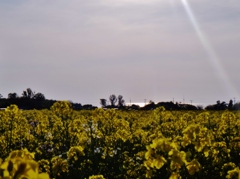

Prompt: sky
[{"left": 1, "top": 0, "right": 240, "bottom": 107}]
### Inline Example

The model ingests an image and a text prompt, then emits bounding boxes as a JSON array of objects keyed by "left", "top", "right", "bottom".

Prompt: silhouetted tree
[
  {"left": 82, "top": 104, "right": 93, "bottom": 110},
  {"left": 109, "top": 94, "right": 117, "bottom": 107},
  {"left": 197, "top": 105, "right": 203, "bottom": 110},
  {"left": 181, "top": 104, "right": 198, "bottom": 110},
  {"left": 205, "top": 100, "right": 227, "bottom": 110},
  {"left": 233, "top": 102, "right": 240, "bottom": 110},
  {"left": 33, "top": 93, "right": 45, "bottom": 100},
  {"left": 157, "top": 101, "right": 177, "bottom": 110},
  {"left": 100, "top": 99, "right": 107, "bottom": 108},
  {"left": 219, "top": 101, "right": 227, "bottom": 110},
  {"left": 72, "top": 103, "right": 82, "bottom": 110},
  {"left": 142, "top": 100, "right": 156, "bottom": 110},
  {"left": 149, "top": 100, "right": 155, "bottom": 105},
  {"left": 118, "top": 95, "right": 125, "bottom": 108},
  {"left": 129, "top": 104, "right": 140, "bottom": 110},
  {"left": 228, "top": 99, "right": 233, "bottom": 110},
  {"left": 8, "top": 93, "right": 18, "bottom": 99},
  {"left": 0, "top": 94, "right": 2, "bottom": 98},
  {"left": 22, "top": 88, "right": 35, "bottom": 99}
]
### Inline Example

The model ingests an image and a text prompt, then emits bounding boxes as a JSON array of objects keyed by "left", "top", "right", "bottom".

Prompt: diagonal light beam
[{"left": 180, "top": 0, "right": 238, "bottom": 97}]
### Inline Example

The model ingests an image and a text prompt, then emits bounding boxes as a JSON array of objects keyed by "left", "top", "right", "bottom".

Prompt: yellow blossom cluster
[
  {"left": 0, "top": 104, "right": 239, "bottom": 178},
  {"left": 0, "top": 149, "right": 49, "bottom": 179}
]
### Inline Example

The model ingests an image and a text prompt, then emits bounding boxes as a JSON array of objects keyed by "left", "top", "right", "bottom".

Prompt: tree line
[
  {"left": 1, "top": 88, "right": 240, "bottom": 110},
  {"left": 100, "top": 94, "right": 125, "bottom": 109},
  {"left": 100, "top": 95, "right": 240, "bottom": 111},
  {"left": 0, "top": 88, "right": 84, "bottom": 110}
]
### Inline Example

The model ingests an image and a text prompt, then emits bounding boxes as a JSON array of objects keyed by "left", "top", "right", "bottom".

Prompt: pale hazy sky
[{"left": 1, "top": 0, "right": 240, "bottom": 107}]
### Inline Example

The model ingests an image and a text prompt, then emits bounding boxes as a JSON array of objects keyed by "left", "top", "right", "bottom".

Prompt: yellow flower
[
  {"left": 145, "top": 170, "right": 153, "bottom": 178},
  {"left": 203, "top": 148, "right": 209, "bottom": 157},
  {"left": 226, "top": 167, "right": 240, "bottom": 179},
  {"left": 169, "top": 172, "right": 181, "bottom": 179},
  {"left": 144, "top": 159, "right": 153, "bottom": 170},
  {"left": 89, "top": 175, "right": 105, "bottom": 179},
  {"left": 153, "top": 155, "right": 167, "bottom": 169},
  {"left": 51, "top": 156, "right": 69, "bottom": 177},
  {"left": 144, "top": 146, "right": 154, "bottom": 160},
  {"left": 169, "top": 149, "right": 186, "bottom": 170},
  {"left": 67, "top": 146, "right": 85, "bottom": 161},
  {"left": 38, "top": 173, "right": 50, "bottom": 179},
  {"left": 0, "top": 158, "right": 50, "bottom": 179},
  {"left": 186, "top": 159, "right": 201, "bottom": 175}
]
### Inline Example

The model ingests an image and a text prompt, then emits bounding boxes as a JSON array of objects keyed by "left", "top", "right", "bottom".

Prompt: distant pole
[
  {"left": 144, "top": 99, "right": 147, "bottom": 105},
  {"left": 233, "top": 97, "right": 236, "bottom": 104},
  {"left": 183, "top": 95, "right": 185, "bottom": 104},
  {"left": 130, "top": 98, "right": 131, "bottom": 105},
  {"left": 190, "top": 100, "right": 193, "bottom": 105}
]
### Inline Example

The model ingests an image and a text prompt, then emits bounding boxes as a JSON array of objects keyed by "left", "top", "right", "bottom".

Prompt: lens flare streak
[{"left": 180, "top": 0, "right": 237, "bottom": 96}]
